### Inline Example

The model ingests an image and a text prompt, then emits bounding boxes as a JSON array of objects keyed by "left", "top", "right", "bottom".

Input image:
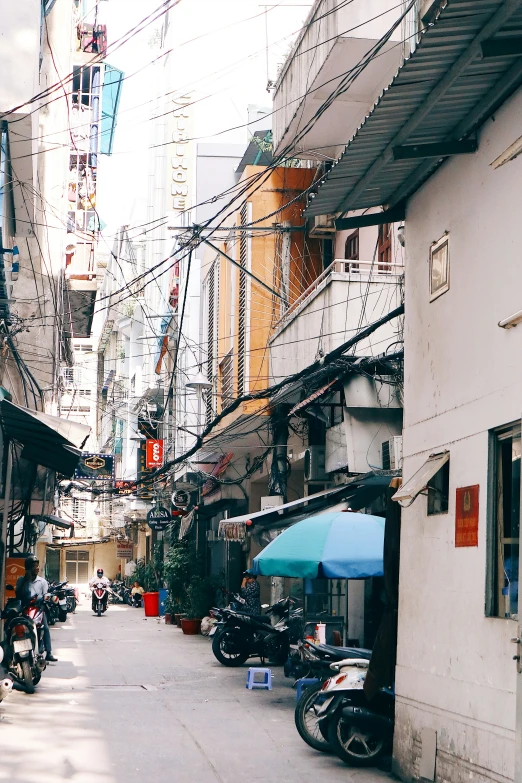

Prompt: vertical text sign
[
  {"left": 455, "top": 485, "right": 479, "bottom": 547},
  {"left": 145, "top": 439, "right": 164, "bottom": 469}
]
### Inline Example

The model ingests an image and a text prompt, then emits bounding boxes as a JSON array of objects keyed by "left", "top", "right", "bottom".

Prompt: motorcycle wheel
[
  {"left": 328, "top": 714, "right": 387, "bottom": 767},
  {"left": 48, "top": 613, "right": 56, "bottom": 626},
  {"left": 58, "top": 608, "right": 67, "bottom": 622},
  {"left": 66, "top": 597, "right": 76, "bottom": 613},
  {"left": 96, "top": 603, "right": 102, "bottom": 617},
  {"left": 294, "top": 682, "right": 331, "bottom": 753},
  {"left": 20, "top": 660, "right": 35, "bottom": 694},
  {"left": 212, "top": 630, "right": 249, "bottom": 667}
]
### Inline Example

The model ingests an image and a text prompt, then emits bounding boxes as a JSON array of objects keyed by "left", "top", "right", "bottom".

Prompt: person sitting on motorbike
[
  {"left": 15, "top": 555, "right": 58, "bottom": 662},
  {"left": 89, "top": 568, "right": 110, "bottom": 613},
  {"left": 240, "top": 569, "right": 261, "bottom": 616},
  {"left": 130, "top": 581, "right": 144, "bottom": 607}
]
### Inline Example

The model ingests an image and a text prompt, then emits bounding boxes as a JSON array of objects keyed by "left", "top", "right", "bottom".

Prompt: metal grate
[
  {"left": 237, "top": 203, "right": 249, "bottom": 397},
  {"left": 220, "top": 350, "right": 234, "bottom": 410},
  {"left": 205, "top": 263, "right": 218, "bottom": 424}
]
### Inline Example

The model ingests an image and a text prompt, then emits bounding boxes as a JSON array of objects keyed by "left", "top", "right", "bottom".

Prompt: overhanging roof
[
  {"left": 0, "top": 400, "right": 91, "bottom": 477},
  {"left": 219, "top": 471, "right": 398, "bottom": 534},
  {"left": 305, "top": 0, "right": 522, "bottom": 217}
]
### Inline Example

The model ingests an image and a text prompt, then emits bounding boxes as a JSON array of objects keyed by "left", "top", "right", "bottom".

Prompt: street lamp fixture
[{"left": 185, "top": 372, "right": 212, "bottom": 393}]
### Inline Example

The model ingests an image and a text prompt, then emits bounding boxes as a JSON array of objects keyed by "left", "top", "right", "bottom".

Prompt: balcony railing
[{"left": 272, "top": 260, "right": 404, "bottom": 334}]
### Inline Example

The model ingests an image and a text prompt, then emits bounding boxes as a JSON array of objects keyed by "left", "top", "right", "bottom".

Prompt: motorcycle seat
[
  {"left": 313, "top": 643, "right": 372, "bottom": 661},
  {"left": 234, "top": 610, "right": 271, "bottom": 624}
]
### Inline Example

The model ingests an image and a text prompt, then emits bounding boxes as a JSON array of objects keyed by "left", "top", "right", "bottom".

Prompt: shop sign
[
  {"left": 116, "top": 541, "right": 134, "bottom": 559},
  {"left": 75, "top": 453, "right": 114, "bottom": 481},
  {"left": 145, "top": 439, "right": 164, "bottom": 469},
  {"left": 173, "top": 489, "right": 190, "bottom": 508},
  {"left": 455, "top": 485, "right": 479, "bottom": 547},
  {"left": 114, "top": 480, "right": 137, "bottom": 496},
  {"left": 5, "top": 558, "right": 26, "bottom": 591},
  {"left": 146, "top": 506, "right": 171, "bottom": 531}
]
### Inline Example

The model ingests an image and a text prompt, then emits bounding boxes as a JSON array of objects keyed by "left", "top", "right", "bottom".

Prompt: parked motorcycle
[
  {"left": 49, "top": 581, "right": 71, "bottom": 621},
  {"left": 292, "top": 641, "right": 372, "bottom": 752},
  {"left": 211, "top": 596, "right": 299, "bottom": 667},
  {"left": 109, "top": 580, "right": 130, "bottom": 605},
  {"left": 313, "top": 658, "right": 394, "bottom": 767},
  {"left": 43, "top": 592, "right": 61, "bottom": 625},
  {"left": 1, "top": 586, "right": 47, "bottom": 693},
  {"left": 91, "top": 581, "right": 109, "bottom": 616}
]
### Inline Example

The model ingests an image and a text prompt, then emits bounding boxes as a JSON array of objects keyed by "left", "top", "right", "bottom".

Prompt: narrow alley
[{"left": 1, "top": 604, "right": 392, "bottom": 783}]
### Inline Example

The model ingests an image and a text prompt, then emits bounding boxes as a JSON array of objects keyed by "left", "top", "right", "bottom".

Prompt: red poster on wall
[
  {"left": 145, "top": 439, "right": 164, "bottom": 469},
  {"left": 455, "top": 485, "right": 479, "bottom": 547}
]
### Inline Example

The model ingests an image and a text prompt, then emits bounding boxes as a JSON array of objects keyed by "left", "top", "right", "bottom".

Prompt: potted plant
[{"left": 181, "top": 575, "right": 222, "bottom": 635}]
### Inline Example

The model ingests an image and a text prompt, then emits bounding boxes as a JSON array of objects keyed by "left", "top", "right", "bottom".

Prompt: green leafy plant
[{"left": 185, "top": 573, "right": 224, "bottom": 619}]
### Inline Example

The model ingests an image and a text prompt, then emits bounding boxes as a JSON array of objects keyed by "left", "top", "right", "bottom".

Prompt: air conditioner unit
[
  {"left": 309, "top": 214, "right": 336, "bottom": 238},
  {"left": 304, "top": 447, "right": 327, "bottom": 481},
  {"left": 382, "top": 436, "right": 403, "bottom": 471}
]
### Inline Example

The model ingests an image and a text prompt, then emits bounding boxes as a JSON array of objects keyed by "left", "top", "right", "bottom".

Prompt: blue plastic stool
[
  {"left": 246, "top": 667, "right": 273, "bottom": 691},
  {"left": 296, "top": 677, "right": 320, "bottom": 701}
]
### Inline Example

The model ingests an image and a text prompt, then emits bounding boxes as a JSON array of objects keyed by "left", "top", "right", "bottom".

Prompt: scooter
[
  {"left": 314, "top": 658, "right": 394, "bottom": 767},
  {"left": 211, "top": 596, "right": 298, "bottom": 667},
  {"left": 1, "top": 587, "right": 47, "bottom": 694},
  {"left": 91, "top": 582, "right": 109, "bottom": 616},
  {"left": 293, "top": 648, "right": 371, "bottom": 753}
]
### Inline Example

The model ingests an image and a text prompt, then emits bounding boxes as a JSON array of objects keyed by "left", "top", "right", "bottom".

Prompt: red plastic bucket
[{"left": 143, "top": 592, "right": 159, "bottom": 617}]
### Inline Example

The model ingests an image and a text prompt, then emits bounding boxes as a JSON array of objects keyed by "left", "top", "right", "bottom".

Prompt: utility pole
[{"left": 268, "top": 404, "right": 290, "bottom": 604}]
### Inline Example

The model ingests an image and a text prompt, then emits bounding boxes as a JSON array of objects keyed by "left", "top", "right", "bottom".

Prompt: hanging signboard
[
  {"left": 75, "top": 453, "right": 115, "bottom": 481},
  {"left": 455, "top": 485, "right": 479, "bottom": 547},
  {"left": 116, "top": 541, "right": 134, "bottom": 559},
  {"left": 114, "top": 480, "right": 137, "bottom": 496},
  {"left": 137, "top": 419, "right": 157, "bottom": 499},
  {"left": 145, "top": 439, "right": 164, "bottom": 469},
  {"left": 173, "top": 489, "right": 190, "bottom": 509},
  {"left": 146, "top": 506, "right": 171, "bottom": 531}
]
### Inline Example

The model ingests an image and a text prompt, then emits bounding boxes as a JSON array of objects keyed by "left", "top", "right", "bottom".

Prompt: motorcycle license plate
[
  {"left": 13, "top": 638, "right": 33, "bottom": 653},
  {"left": 316, "top": 695, "right": 334, "bottom": 715},
  {"left": 59, "top": 599, "right": 67, "bottom": 605}
]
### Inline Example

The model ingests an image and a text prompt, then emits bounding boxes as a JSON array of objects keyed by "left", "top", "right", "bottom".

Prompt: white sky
[{"left": 96, "top": 0, "right": 314, "bottom": 233}]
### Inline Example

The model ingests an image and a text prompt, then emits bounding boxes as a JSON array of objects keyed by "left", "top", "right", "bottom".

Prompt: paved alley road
[{"left": 1, "top": 603, "right": 393, "bottom": 783}]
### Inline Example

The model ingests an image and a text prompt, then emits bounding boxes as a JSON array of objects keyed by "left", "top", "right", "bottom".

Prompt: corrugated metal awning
[
  {"left": 218, "top": 472, "right": 398, "bottom": 535},
  {"left": 306, "top": 0, "right": 522, "bottom": 217}
]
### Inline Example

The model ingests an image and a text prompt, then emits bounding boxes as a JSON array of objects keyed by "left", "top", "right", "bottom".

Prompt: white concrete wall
[
  {"left": 394, "top": 85, "right": 522, "bottom": 783},
  {"left": 0, "top": 1, "right": 41, "bottom": 111},
  {"left": 272, "top": 0, "right": 403, "bottom": 158},
  {"left": 270, "top": 270, "right": 403, "bottom": 380}
]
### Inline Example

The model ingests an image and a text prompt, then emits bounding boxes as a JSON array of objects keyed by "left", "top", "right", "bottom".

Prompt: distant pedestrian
[
  {"left": 240, "top": 570, "right": 261, "bottom": 616},
  {"left": 130, "top": 581, "right": 144, "bottom": 607}
]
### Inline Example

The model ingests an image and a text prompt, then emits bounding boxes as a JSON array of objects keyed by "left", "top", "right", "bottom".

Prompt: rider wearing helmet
[{"left": 89, "top": 568, "right": 110, "bottom": 613}]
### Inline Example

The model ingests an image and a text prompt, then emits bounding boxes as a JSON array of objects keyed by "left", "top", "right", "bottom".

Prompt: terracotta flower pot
[
  {"left": 174, "top": 613, "right": 185, "bottom": 627},
  {"left": 181, "top": 618, "right": 201, "bottom": 635},
  {"left": 165, "top": 613, "right": 172, "bottom": 625}
]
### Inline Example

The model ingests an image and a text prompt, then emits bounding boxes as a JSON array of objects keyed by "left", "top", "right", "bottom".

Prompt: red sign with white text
[
  {"left": 455, "top": 485, "right": 479, "bottom": 547},
  {"left": 145, "top": 439, "right": 164, "bottom": 469}
]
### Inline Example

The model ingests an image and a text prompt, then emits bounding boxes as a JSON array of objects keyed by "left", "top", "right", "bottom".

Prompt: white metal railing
[{"left": 273, "top": 259, "right": 404, "bottom": 332}]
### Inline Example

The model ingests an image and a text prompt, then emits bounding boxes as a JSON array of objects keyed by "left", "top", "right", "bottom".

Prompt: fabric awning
[
  {"left": 392, "top": 451, "right": 449, "bottom": 508},
  {"left": 305, "top": 1, "right": 522, "bottom": 217},
  {"left": 0, "top": 400, "right": 91, "bottom": 477}
]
